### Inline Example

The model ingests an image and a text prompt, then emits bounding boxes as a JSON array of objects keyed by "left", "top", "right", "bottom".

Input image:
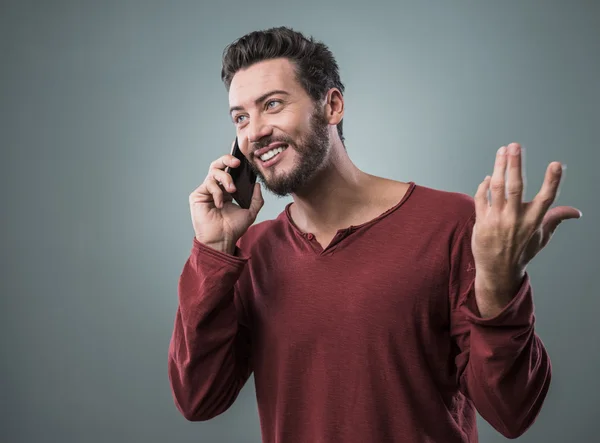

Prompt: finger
[
  {"left": 490, "top": 146, "right": 508, "bottom": 209},
  {"left": 538, "top": 206, "right": 581, "bottom": 251},
  {"left": 530, "top": 162, "right": 563, "bottom": 225},
  {"left": 189, "top": 184, "right": 210, "bottom": 204},
  {"left": 204, "top": 177, "right": 225, "bottom": 208},
  {"left": 210, "top": 168, "right": 237, "bottom": 193},
  {"left": 247, "top": 183, "right": 264, "bottom": 219},
  {"left": 190, "top": 177, "right": 219, "bottom": 198},
  {"left": 506, "top": 143, "right": 524, "bottom": 213},
  {"left": 543, "top": 205, "right": 582, "bottom": 231},
  {"left": 209, "top": 154, "right": 240, "bottom": 172},
  {"left": 474, "top": 175, "right": 491, "bottom": 215}
]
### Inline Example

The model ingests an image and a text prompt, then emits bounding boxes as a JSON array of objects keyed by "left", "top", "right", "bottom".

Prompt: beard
[{"left": 249, "top": 111, "right": 331, "bottom": 197}]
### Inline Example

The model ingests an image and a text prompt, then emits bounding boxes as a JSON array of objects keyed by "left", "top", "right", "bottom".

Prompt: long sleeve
[
  {"left": 449, "top": 212, "right": 552, "bottom": 439},
  {"left": 168, "top": 238, "right": 253, "bottom": 421}
]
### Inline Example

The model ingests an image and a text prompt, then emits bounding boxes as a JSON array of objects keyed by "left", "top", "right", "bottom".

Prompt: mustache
[{"left": 251, "top": 136, "right": 294, "bottom": 150}]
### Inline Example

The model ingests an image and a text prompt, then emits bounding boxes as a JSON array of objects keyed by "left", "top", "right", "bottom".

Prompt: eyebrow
[{"left": 229, "top": 89, "right": 290, "bottom": 115}]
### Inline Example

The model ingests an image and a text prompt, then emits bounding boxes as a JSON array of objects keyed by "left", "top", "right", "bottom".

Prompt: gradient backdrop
[{"left": 2, "top": 1, "right": 598, "bottom": 442}]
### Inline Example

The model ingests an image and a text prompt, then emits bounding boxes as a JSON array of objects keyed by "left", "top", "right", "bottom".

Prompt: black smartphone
[{"left": 225, "top": 138, "right": 257, "bottom": 209}]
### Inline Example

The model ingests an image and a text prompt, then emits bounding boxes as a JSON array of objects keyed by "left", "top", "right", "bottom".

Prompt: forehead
[{"left": 228, "top": 58, "right": 302, "bottom": 106}]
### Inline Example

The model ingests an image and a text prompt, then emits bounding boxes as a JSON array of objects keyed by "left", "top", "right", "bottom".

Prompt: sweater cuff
[
  {"left": 191, "top": 237, "right": 250, "bottom": 267},
  {"left": 459, "top": 272, "right": 534, "bottom": 327}
]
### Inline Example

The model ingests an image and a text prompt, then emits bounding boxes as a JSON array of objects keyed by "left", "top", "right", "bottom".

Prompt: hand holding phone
[
  {"left": 225, "top": 138, "right": 258, "bottom": 209},
  {"left": 188, "top": 138, "right": 263, "bottom": 254}
]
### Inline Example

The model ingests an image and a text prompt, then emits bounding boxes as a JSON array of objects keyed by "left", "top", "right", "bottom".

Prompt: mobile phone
[{"left": 225, "top": 138, "right": 257, "bottom": 209}]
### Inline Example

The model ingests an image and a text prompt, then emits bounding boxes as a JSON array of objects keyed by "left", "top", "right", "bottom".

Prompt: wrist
[
  {"left": 196, "top": 236, "right": 237, "bottom": 255},
  {"left": 475, "top": 266, "right": 525, "bottom": 294},
  {"left": 474, "top": 269, "right": 525, "bottom": 317}
]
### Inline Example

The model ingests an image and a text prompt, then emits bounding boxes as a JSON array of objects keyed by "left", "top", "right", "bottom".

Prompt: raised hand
[
  {"left": 471, "top": 142, "right": 582, "bottom": 314},
  {"left": 189, "top": 140, "right": 264, "bottom": 254}
]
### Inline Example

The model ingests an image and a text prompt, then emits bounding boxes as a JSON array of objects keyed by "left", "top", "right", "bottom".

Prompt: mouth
[{"left": 254, "top": 143, "right": 289, "bottom": 168}]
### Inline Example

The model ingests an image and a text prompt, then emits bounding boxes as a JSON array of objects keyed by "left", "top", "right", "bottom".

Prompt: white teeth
[{"left": 260, "top": 145, "right": 287, "bottom": 161}]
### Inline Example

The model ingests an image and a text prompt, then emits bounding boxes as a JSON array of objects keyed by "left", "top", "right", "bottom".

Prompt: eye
[
  {"left": 266, "top": 99, "right": 281, "bottom": 109},
  {"left": 234, "top": 114, "right": 247, "bottom": 124}
]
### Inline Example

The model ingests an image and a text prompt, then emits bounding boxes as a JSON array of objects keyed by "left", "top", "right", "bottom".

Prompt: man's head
[{"left": 221, "top": 27, "right": 345, "bottom": 196}]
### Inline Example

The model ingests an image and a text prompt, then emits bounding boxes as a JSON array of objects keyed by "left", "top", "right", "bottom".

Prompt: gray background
[{"left": 1, "top": 1, "right": 598, "bottom": 442}]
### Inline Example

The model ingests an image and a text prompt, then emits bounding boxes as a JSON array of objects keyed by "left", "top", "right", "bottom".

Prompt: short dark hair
[{"left": 221, "top": 26, "right": 345, "bottom": 143}]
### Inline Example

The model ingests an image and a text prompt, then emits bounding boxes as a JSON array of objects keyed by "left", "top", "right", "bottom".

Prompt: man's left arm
[
  {"left": 450, "top": 142, "right": 582, "bottom": 439},
  {"left": 450, "top": 212, "right": 551, "bottom": 439}
]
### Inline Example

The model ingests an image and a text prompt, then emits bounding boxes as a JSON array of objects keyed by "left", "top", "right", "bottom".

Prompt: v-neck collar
[{"left": 283, "top": 181, "right": 417, "bottom": 255}]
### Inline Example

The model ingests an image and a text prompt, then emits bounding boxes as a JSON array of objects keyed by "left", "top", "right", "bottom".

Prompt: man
[{"left": 168, "top": 27, "right": 581, "bottom": 442}]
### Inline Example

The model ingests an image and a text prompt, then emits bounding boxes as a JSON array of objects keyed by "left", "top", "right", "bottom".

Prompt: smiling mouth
[{"left": 258, "top": 144, "right": 288, "bottom": 162}]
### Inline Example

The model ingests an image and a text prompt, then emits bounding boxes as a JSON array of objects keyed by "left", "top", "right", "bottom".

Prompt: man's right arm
[{"left": 167, "top": 238, "right": 253, "bottom": 421}]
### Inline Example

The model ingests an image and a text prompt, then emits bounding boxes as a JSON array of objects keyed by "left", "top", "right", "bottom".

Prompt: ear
[{"left": 324, "top": 88, "right": 344, "bottom": 126}]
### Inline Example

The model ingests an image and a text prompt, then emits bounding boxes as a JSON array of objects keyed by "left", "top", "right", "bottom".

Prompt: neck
[{"left": 290, "top": 139, "right": 376, "bottom": 233}]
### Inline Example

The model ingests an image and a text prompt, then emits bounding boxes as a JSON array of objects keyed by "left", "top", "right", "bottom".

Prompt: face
[{"left": 228, "top": 58, "right": 332, "bottom": 197}]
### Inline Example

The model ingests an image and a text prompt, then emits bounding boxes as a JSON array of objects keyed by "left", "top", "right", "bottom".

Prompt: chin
[{"left": 259, "top": 156, "right": 293, "bottom": 179}]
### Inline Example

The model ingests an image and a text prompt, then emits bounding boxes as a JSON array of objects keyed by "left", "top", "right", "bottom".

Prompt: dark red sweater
[{"left": 168, "top": 182, "right": 551, "bottom": 443}]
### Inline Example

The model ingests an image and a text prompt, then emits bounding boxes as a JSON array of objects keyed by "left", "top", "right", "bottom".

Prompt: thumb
[
  {"left": 543, "top": 205, "right": 582, "bottom": 234},
  {"left": 248, "top": 182, "right": 264, "bottom": 220}
]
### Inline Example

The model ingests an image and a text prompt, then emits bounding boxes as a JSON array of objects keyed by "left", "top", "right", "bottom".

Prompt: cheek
[
  {"left": 284, "top": 147, "right": 302, "bottom": 166},
  {"left": 275, "top": 110, "right": 310, "bottom": 136},
  {"left": 239, "top": 138, "right": 251, "bottom": 156}
]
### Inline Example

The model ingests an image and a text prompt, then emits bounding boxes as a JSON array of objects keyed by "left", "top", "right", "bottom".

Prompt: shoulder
[
  {"left": 412, "top": 182, "right": 476, "bottom": 223},
  {"left": 390, "top": 182, "right": 477, "bottom": 245}
]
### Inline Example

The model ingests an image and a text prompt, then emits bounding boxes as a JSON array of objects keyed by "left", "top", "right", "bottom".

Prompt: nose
[{"left": 247, "top": 116, "right": 273, "bottom": 146}]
